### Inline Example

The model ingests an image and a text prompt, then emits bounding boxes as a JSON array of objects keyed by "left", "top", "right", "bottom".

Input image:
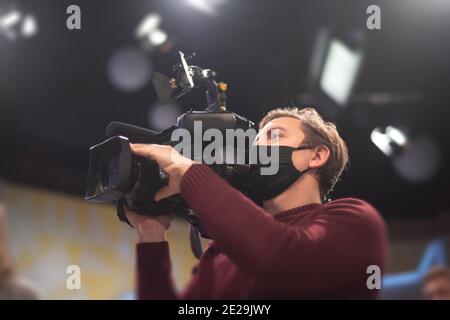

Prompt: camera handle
[
  {"left": 116, "top": 198, "right": 134, "bottom": 228},
  {"left": 116, "top": 199, "right": 208, "bottom": 259},
  {"left": 189, "top": 221, "right": 204, "bottom": 260}
]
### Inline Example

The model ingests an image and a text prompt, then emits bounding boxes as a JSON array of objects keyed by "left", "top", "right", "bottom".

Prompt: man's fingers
[
  {"left": 131, "top": 144, "right": 188, "bottom": 167},
  {"left": 155, "top": 186, "right": 177, "bottom": 202},
  {"left": 130, "top": 143, "right": 159, "bottom": 158}
]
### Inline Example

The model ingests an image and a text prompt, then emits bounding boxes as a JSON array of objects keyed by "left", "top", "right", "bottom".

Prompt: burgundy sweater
[{"left": 136, "top": 164, "right": 388, "bottom": 299}]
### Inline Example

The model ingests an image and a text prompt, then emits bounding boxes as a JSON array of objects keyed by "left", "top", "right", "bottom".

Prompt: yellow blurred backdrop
[{"left": 1, "top": 181, "right": 203, "bottom": 299}]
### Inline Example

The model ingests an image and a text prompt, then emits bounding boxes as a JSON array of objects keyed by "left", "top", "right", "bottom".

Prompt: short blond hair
[{"left": 260, "top": 107, "right": 349, "bottom": 197}]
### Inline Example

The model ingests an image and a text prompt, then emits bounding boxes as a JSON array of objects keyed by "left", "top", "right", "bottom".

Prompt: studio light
[
  {"left": 393, "top": 135, "right": 442, "bottom": 183},
  {"left": 0, "top": 9, "right": 38, "bottom": 41},
  {"left": 307, "top": 28, "right": 365, "bottom": 108},
  {"left": 370, "top": 126, "right": 408, "bottom": 157},
  {"left": 135, "top": 13, "right": 161, "bottom": 37},
  {"left": 371, "top": 126, "right": 442, "bottom": 182},
  {"left": 147, "top": 102, "right": 183, "bottom": 131},
  {"left": 107, "top": 47, "right": 152, "bottom": 92},
  {"left": 148, "top": 29, "right": 167, "bottom": 47},
  {"left": 319, "top": 39, "right": 363, "bottom": 106},
  {"left": 21, "top": 14, "right": 38, "bottom": 38},
  {"left": 135, "top": 13, "right": 168, "bottom": 50},
  {"left": 185, "top": 0, "right": 225, "bottom": 17}
]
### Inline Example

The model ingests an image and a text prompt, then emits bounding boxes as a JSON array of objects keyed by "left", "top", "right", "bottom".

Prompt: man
[
  {"left": 422, "top": 266, "right": 450, "bottom": 300},
  {"left": 125, "top": 107, "right": 388, "bottom": 299}
]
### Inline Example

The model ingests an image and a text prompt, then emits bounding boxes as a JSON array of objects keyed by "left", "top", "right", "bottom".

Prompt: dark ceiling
[{"left": 0, "top": 0, "right": 449, "bottom": 219}]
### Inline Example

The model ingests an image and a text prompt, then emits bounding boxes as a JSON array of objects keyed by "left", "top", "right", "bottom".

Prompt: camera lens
[{"left": 102, "top": 156, "right": 120, "bottom": 189}]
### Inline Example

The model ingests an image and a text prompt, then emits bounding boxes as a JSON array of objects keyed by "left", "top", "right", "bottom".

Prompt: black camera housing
[{"left": 84, "top": 53, "right": 255, "bottom": 238}]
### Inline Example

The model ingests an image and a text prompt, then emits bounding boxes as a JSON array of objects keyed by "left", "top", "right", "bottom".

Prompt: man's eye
[
  {"left": 268, "top": 130, "right": 282, "bottom": 139},
  {"left": 267, "top": 131, "right": 275, "bottom": 139}
]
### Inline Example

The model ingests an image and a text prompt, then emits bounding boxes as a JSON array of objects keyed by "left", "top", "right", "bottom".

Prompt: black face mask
[{"left": 246, "top": 145, "right": 313, "bottom": 203}]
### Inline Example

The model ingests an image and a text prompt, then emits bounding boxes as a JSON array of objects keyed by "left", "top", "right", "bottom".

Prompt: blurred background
[{"left": 0, "top": 0, "right": 449, "bottom": 299}]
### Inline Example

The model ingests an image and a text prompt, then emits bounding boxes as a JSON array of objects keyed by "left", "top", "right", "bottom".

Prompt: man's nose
[{"left": 253, "top": 139, "right": 272, "bottom": 146}]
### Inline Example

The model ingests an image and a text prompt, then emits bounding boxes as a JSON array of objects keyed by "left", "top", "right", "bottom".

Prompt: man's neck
[{"left": 262, "top": 174, "right": 322, "bottom": 215}]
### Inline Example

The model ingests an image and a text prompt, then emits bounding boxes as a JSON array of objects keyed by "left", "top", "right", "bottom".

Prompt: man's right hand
[{"left": 125, "top": 208, "right": 173, "bottom": 243}]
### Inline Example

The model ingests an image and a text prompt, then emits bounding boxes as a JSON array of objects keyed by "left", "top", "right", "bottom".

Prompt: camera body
[{"left": 84, "top": 53, "right": 255, "bottom": 238}]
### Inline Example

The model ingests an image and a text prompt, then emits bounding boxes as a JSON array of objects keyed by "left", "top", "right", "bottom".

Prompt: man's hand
[
  {"left": 125, "top": 208, "right": 174, "bottom": 243},
  {"left": 126, "top": 144, "right": 193, "bottom": 242},
  {"left": 130, "top": 144, "right": 194, "bottom": 201}
]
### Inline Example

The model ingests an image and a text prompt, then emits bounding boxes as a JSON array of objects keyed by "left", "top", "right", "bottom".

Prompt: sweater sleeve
[
  {"left": 180, "top": 164, "right": 387, "bottom": 292},
  {"left": 136, "top": 242, "right": 178, "bottom": 299},
  {"left": 136, "top": 241, "right": 202, "bottom": 300}
]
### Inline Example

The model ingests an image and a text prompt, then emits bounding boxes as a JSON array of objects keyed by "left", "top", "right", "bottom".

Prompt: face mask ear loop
[
  {"left": 295, "top": 145, "right": 315, "bottom": 151},
  {"left": 292, "top": 145, "right": 315, "bottom": 174}
]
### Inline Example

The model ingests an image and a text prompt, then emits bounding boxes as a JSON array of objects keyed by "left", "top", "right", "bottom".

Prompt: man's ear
[{"left": 308, "top": 145, "right": 330, "bottom": 169}]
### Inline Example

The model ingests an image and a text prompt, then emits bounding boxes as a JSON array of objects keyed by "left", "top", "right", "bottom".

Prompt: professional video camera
[{"left": 84, "top": 52, "right": 255, "bottom": 238}]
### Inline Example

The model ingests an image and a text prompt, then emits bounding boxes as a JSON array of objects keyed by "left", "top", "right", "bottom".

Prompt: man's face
[
  {"left": 423, "top": 277, "right": 450, "bottom": 300},
  {"left": 255, "top": 117, "right": 311, "bottom": 171},
  {"left": 255, "top": 117, "right": 306, "bottom": 147}
]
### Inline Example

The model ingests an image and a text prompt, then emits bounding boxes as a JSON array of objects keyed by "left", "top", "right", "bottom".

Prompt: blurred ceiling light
[
  {"left": 0, "top": 9, "right": 22, "bottom": 41},
  {"left": 0, "top": 10, "right": 21, "bottom": 29},
  {"left": 371, "top": 127, "right": 395, "bottom": 157},
  {"left": 107, "top": 47, "right": 152, "bottom": 92},
  {"left": 148, "top": 29, "right": 167, "bottom": 47},
  {"left": 371, "top": 126, "right": 408, "bottom": 157},
  {"left": 371, "top": 127, "right": 442, "bottom": 183},
  {"left": 135, "top": 13, "right": 161, "bottom": 38},
  {"left": 147, "top": 102, "right": 183, "bottom": 131},
  {"left": 319, "top": 39, "right": 363, "bottom": 106},
  {"left": 135, "top": 13, "right": 168, "bottom": 50},
  {"left": 21, "top": 14, "right": 38, "bottom": 38},
  {"left": 185, "top": 0, "right": 224, "bottom": 16},
  {"left": 393, "top": 135, "right": 442, "bottom": 183},
  {"left": 0, "top": 9, "right": 38, "bottom": 41},
  {"left": 387, "top": 126, "right": 407, "bottom": 147}
]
